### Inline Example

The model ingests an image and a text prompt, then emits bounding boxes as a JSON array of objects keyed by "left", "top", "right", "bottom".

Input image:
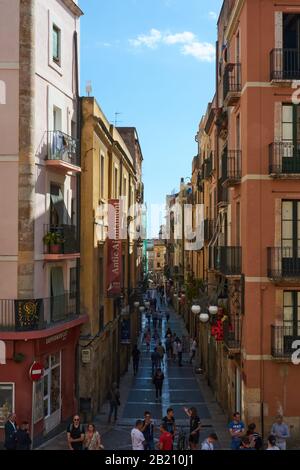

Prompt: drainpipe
[{"left": 74, "top": 30, "right": 81, "bottom": 407}]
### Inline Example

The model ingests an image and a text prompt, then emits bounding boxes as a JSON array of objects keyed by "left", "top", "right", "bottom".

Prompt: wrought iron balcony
[
  {"left": 223, "top": 63, "right": 242, "bottom": 106},
  {"left": 0, "top": 292, "right": 78, "bottom": 332},
  {"left": 217, "top": 180, "right": 229, "bottom": 207},
  {"left": 267, "top": 247, "right": 300, "bottom": 281},
  {"left": 203, "top": 155, "right": 214, "bottom": 179},
  {"left": 269, "top": 142, "right": 300, "bottom": 176},
  {"left": 222, "top": 151, "right": 242, "bottom": 186},
  {"left": 223, "top": 317, "right": 242, "bottom": 353},
  {"left": 270, "top": 49, "right": 300, "bottom": 81},
  {"left": 210, "top": 246, "right": 242, "bottom": 276},
  {"left": 204, "top": 219, "right": 215, "bottom": 243},
  {"left": 271, "top": 323, "right": 300, "bottom": 359},
  {"left": 46, "top": 131, "right": 80, "bottom": 171},
  {"left": 43, "top": 224, "right": 79, "bottom": 258}
]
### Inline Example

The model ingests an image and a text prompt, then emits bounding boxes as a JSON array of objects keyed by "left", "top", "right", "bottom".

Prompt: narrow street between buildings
[{"left": 38, "top": 291, "right": 230, "bottom": 450}]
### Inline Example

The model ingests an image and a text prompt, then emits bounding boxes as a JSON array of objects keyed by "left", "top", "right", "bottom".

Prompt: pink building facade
[{"left": 0, "top": 0, "right": 86, "bottom": 445}]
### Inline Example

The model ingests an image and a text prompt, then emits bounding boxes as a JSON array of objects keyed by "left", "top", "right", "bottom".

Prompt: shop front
[{"left": 0, "top": 316, "right": 87, "bottom": 446}]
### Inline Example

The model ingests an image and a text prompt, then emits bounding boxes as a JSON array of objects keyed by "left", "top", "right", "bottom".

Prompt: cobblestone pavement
[{"left": 38, "top": 293, "right": 230, "bottom": 450}]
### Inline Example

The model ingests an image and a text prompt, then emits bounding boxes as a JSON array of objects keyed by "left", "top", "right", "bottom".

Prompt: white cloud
[
  {"left": 209, "top": 11, "right": 217, "bottom": 20},
  {"left": 129, "top": 29, "right": 215, "bottom": 63},
  {"left": 181, "top": 41, "right": 215, "bottom": 62},
  {"left": 129, "top": 28, "right": 162, "bottom": 49},
  {"left": 163, "top": 31, "right": 196, "bottom": 45}
]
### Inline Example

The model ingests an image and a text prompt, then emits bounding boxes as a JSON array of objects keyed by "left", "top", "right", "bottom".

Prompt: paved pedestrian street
[{"left": 38, "top": 297, "right": 230, "bottom": 450}]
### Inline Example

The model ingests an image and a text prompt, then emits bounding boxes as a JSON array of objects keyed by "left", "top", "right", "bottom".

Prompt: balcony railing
[
  {"left": 267, "top": 247, "right": 300, "bottom": 280},
  {"left": 217, "top": 180, "right": 229, "bottom": 206},
  {"left": 47, "top": 131, "right": 80, "bottom": 167},
  {"left": 203, "top": 156, "right": 213, "bottom": 179},
  {"left": 222, "top": 151, "right": 242, "bottom": 185},
  {"left": 43, "top": 224, "right": 79, "bottom": 255},
  {"left": 269, "top": 142, "right": 300, "bottom": 175},
  {"left": 210, "top": 246, "right": 242, "bottom": 276},
  {"left": 223, "top": 63, "right": 242, "bottom": 105},
  {"left": 0, "top": 293, "right": 78, "bottom": 332},
  {"left": 223, "top": 317, "right": 242, "bottom": 352},
  {"left": 204, "top": 219, "right": 215, "bottom": 243},
  {"left": 270, "top": 49, "right": 300, "bottom": 81},
  {"left": 271, "top": 323, "right": 300, "bottom": 359}
]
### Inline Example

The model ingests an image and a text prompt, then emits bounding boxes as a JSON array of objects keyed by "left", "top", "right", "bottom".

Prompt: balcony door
[
  {"left": 283, "top": 291, "right": 300, "bottom": 352},
  {"left": 282, "top": 200, "right": 300, "bottom": 274},
  {"left": 281, "top": 104, "right": 300, "bottom": 172},
  {"left": 283, "top": 14, "right": 300, "bottom": 79}
]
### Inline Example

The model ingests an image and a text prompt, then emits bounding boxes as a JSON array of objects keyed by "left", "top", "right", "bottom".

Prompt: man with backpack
[
  {"left": 67, "top": 415, "right": 85, "bottom": 450},
  {"left": 162, "top": 408, "right": 176, "bottom": 448}
]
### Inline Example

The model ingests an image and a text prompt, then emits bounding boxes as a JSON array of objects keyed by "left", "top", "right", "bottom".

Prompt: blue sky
[{"left": 80, "top": 0, "right": 223, "bottom": 218}]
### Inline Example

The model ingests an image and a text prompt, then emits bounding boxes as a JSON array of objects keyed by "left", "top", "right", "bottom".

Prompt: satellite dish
[{"left": 86, "top": 80, "right": 92, "bottom": 97}]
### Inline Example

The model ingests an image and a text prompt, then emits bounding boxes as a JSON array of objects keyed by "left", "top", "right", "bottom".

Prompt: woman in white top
[
  {"left": 131, "top": 420, "right": 146, "bottom": 450},
  {"left": 266, "top": 435, "right": 280, "bottom": 450}
]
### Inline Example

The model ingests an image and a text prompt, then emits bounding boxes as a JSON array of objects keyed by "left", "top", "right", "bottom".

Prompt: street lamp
[
  {"left": 191, "top": 305, "right": 201, "bottom": 315},
  {"left": 209, "top": 306, "right": 218, "bottom": 316},
  {"left": 134, "top": 301, "right": 140, "bottom": 308},
  {"left": 199, "top": 313, "right": 209, "bottom": 323},
  {"left": 144, "top": 301, "right": 150, "bottom": 309}
]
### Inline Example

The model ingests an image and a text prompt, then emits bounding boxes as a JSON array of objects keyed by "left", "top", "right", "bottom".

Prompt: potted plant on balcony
[{"left": 43, "top": 231, "right": 64, "bottom": 254}]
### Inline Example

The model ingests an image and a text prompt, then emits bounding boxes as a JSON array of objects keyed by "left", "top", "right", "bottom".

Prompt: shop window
[{"left": 0, "top": 383, "right": 14, "bottom": 428}]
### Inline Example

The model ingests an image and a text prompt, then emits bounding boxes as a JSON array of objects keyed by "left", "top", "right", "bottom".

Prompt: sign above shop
[{"left": 29, "top": 362, "right": 44, "bottom": 382}]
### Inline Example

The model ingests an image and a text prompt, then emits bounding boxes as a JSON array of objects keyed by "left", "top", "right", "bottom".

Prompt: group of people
[
  {"left": 131, "top": 407, "right": 218, "bottom": 451},
  {"left": 4, "top": 413, "right": 31, "bottom": 450},
  {"left": 66, "top": 415, "right": 104, "bottom": 451},
  {"left": 228, "top": 412, "right": 290, "bottom": 450}
]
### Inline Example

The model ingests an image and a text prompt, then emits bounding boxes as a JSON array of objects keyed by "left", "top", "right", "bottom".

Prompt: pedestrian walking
[
  {"left": 153, "top": 368, "right": 164, "bottom": 401},
  {"left": 132, "top": 345, "right": 141, "bottom": 376},
  {"left": 162, "top": 408, "right": 176, "bottom": 446},
  {"left": 172, "top": 338, "right": 178, "bottom": 362},
  {"left": 16, "top": 422, "right": 32, "bottom": 450},
  {"left": 157, "top": 342, "right": 166, "bottom": 368},
  {"left": 144, "top": 330, "right": 151, "bottom": 352},
  {"left": 131, "top": 420, "right": 146, "bottom": 450},
  {"left": 184, "top": 407, "right": 201, "bottom": 450},
  {"left": 201, "top": 433, "right": 218, "bottom": 450},
  {"left": 142, "top": 411, "right": 155, "bottom": 450},
  {"left": 84, "top": 424, "right": 103, "bottom": 450},
  {"left": 157, "top": 308, "right": 162, "bottom": 327},
  {"left": 158, "top": 423, "right": 173, "bottom": 450},
  {"left": 228, "top": 412, "right": 245, "bottom": 450},
  {"left": 67, "top": 415, "right": 85, "bottom": 451},
  {"left": 151, "top": 348, "right": 161, "bottom": 375},
  {"left": 166, "top": 311, "right": 170, "bottom": 323},
  {"left": 246, "top": 423, "right": 263, "bottom": 450},
  {"left": 177, "top": 339, "right": 183, "bottom": 367},
  {"left": 189, "top": 337, "right": 197, "bottom": 364},
  {"left": 267, "top": 435, "right": 280, "bottom": 450},
  {"left": 165, "top": 333, "right": 172, "bottom": 359},
  {"left": 107, "top": 383, "right": 121, "bottom": 424},
  {"left": 4, "top": 413, "right": 17, "bottom": 450},
  {"left": 270, "top": 415, "right": 290, "bottom": 450}
]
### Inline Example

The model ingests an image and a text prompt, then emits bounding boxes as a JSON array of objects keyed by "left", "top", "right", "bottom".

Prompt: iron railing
[
  {"left": 223, "top": 63, "right": 242, "bottom": 101},
  {"left": 217, "top": 180, "right": 229, "bottom": 206},
  {"left": 271, "top": 323, "right": 300, "bottom": 358},
  {"left": 0, "top": 292, "right": 78, "bottom": 331},
  {"left": 203, "top": 155, "right": 214, "bottom": 179},
  {"left": 210, "top": 246, "right": 242, "bottom": 276},
  {"left": 269, "top": 142, "right": 300, "bottom": 175},
  {"left": 223, "top": 317, "right": 242, "bottom": 351},
  {"left": 222, "top": 150, "right": 242, "bottom": 184},
  {"left": 267, "top": 247, "right": 300, "bottom": 280},
  {"left": 204, "top": 219, "right": 215, "bottom": 243},
  {"left": 47, "top": 130, "right": 80, "bottom": 167},
  {"left": 43, "top": 224, "right": 79, "bottom": 254},
  {"left": 270, "top": 49, "right": 300, "bottom": 81}
]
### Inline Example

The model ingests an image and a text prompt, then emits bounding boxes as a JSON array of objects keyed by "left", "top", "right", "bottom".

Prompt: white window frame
[
  {"left": 48, "top": 11, "right": 63, "bottom": 76},
  {"left": 0, "top": 383, "right": 15, "bottom": 428},
  {"left": 43, "top": 352, "right": 61, "bottom": 420}
]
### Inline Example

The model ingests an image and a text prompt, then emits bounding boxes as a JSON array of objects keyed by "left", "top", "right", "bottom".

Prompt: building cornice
[
  {"left": 60, "top": 0, "right": 84, "bottom": 17},
  {"left": 224, "top": 0, "right": 245, "bottom": 42}
]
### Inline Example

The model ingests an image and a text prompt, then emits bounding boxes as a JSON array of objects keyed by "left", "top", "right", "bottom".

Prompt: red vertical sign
[{"left": 107, "top": 199, "right": 122, "bottom": 297}]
